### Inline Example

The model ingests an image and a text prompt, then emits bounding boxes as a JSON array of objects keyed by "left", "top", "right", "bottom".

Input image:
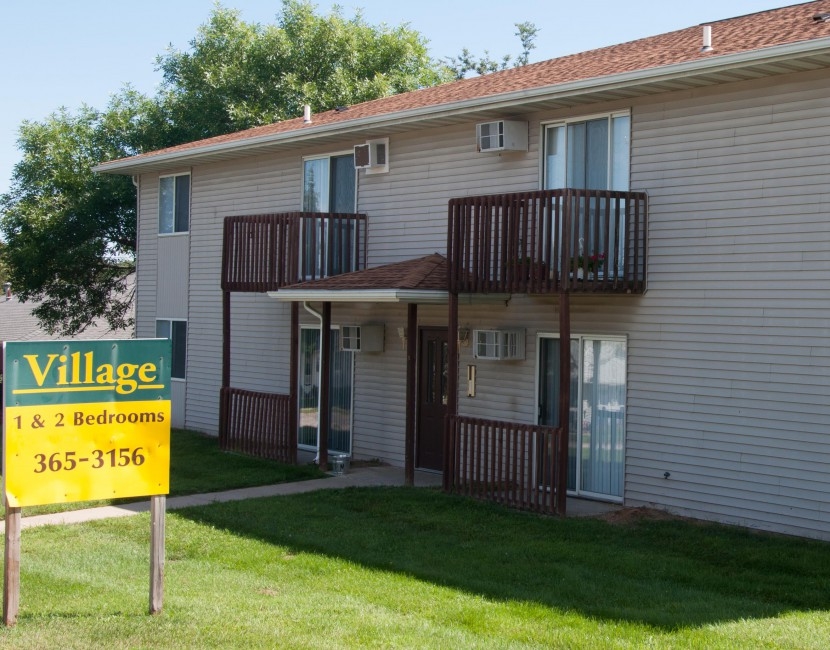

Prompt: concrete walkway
[{"left": 1, "top": 465, "right": 618, "bottom": 532}]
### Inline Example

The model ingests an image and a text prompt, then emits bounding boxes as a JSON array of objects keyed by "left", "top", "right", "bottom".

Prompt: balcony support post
[
  {"left": 288, "top": 301, "right": 299, "bottom": 464},
  {"left": 557, "top": 290, "right": 570, "bottom": 516},
  {"left": 404, "top": 303, "right": 418, "bottom": 486},
  {"left": 318, "top": 302, "right": 331, "bottom": 472},
  {"left": 219, "top": 290, "right": 231, "bottom": 446},
  {"left": 444, "top": 292, "right": 459, "bottom": 491}
]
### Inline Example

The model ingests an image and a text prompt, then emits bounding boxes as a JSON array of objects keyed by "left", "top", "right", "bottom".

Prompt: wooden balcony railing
[
  {"left": 447, "top": 415, "right": 564, "bottom": 515},
  {"left": 219, "top": 387, "right": 296, "bottom": 463},
  {"left": 448, "top": 189, "right": 647, "bottom": 295},
  {"left": 222, "top": 212, "right": 367, "bottom": 292}
]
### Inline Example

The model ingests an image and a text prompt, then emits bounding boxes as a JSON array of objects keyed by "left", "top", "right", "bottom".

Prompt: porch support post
[
  {"left": 319, "top": 301, "right": 331, "bottom": 472},
  {"left": 557, "top": 291, "right": 571, "bottom": 516},
  {"left": 444, "top": 292, "right": 459, "bottom": 491},
  {"left": 404, "top": 303, "right": 418, "bottom": 486},
  {"left": 219, "top": 290, "right": 231, "bottom": 444},
  {"left": 288, "top": 301, "right": 299, "bottom": 463}
]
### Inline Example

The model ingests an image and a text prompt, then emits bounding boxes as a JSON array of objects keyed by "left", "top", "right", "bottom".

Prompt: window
[
  {"left": 543, "top": 113, "right": 631, "bottom": 276},
  {"left": 156, "top": 319, "right": 187, "bottom": 379},
  {"left": 538, "top": 335, "right": 627, "bottom": 500},
  {"left": 159, "top": 173, "right": 190, "bottom": 234},
  {"left": 301, "top": 153, "right": 358, "bottom": 278},
  {"left": 298, "top": 327, "right": 354, "bottom": 455},
  {"left": 543, "top": 113, "right": 630, "bottom": 191}
]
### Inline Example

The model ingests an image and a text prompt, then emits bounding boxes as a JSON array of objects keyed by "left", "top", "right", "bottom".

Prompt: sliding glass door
[
  {"left": 298, "top": 327, "right": 354, "bottom": 455},
  {"left": 538, "top": 335, "right": 627, "bottom": 500}
]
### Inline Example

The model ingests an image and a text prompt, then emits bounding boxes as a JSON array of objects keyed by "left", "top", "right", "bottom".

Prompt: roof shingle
[{"left": 100, "top": 1, "right": 830, "bottom": 167}]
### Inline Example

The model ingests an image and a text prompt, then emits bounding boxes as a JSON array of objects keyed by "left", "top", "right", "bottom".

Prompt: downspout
[
  {"left": 131, "top": 175, "right": 139, "bottom": 340},
  {"left": 303, "top": 301, "right": 324, "bottom": 463}
]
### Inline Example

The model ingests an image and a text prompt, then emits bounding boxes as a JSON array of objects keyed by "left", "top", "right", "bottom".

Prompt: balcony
[
  {"left": 448, "top": 189, "right": 647, "bottom": 295},
  {"left": 221, "top": 212, "right": 368, "bottom": 292}
]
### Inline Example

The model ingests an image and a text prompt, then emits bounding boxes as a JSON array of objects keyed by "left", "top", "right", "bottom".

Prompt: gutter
[{"left": 93, "top": 37, "right": 830, "bottom": 175}]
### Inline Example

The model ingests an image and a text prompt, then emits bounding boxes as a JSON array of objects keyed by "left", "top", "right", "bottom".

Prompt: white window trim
[
  {"left": 535, "top": 331, "right": 628, "bottom": 503},
  {"left": 538, "top": 110, "right": 631, "bottom": 191},
  {"left": 158, "top": 172, "right": 191, "bottom": 236}
]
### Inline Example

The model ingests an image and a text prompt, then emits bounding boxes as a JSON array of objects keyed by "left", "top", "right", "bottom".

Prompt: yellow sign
[
  {"left": 4, "top": 402, "right": 170, "bottom": 507},
  {"left": 3, "top": 340, "right": 172, "bottom": 508}
]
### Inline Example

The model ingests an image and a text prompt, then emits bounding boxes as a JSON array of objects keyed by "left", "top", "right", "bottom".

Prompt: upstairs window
[
  {"left": 302, "top": 154, "right": 355, "bottom": 213},
  {"left": 543, "top": 112, "right": 630, "bottom": 191},
  {"left": 301, "top": 154, "right": 358, "bottom": 278},
  {"left": 159, "top": 173, "right": 190, "bottom": 234}
]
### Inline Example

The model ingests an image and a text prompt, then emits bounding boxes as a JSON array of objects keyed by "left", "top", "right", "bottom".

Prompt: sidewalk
[
  {"left": 2, "top": 465, "right": 443, "bottom": 532},
  {"left": 1, "top": 465, "right": 618, "bottom": 532}
]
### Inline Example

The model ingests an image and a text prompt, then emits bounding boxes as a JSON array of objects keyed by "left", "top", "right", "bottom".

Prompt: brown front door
[{"left": 417, "top": 328, "right": 449, "bottom": 471}]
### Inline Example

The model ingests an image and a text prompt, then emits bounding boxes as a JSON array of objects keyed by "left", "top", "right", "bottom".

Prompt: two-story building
[{"left": 96, "top": 1, "right": 830, "bottom": 539}]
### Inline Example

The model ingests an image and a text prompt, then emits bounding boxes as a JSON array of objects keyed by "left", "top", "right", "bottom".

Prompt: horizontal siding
[
  {"left": 156, "top": 235, "right": 189, "bottom": 319},
  {"left": 135, "top": 177, "right": 159, "bottom": 339},
  {"left": 185, "top": 155, "right": 300, "bottom": 433},
  {"left": 626, "top": 70, "right": 830, "bottom": 538}
]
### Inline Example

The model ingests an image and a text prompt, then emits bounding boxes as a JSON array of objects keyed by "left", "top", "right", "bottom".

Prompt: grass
[
  {"left": 1, "top": 429, "right": 326, "bottom": 517},
  {"left": 2, "top": 487, "right": 830, "bottom": 648}
]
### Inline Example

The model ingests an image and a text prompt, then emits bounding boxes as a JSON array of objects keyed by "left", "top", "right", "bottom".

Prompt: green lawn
[
  {"left": 2, "top": 487, "right": 829, "bottom": 648},
  {"left": 1, "top": 429, "right": 326, "bottom": 517}
]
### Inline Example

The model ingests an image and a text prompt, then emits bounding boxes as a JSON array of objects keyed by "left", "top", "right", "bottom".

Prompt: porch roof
[{"left": 269, "top": 253, "right": 449, "bottom": 304}]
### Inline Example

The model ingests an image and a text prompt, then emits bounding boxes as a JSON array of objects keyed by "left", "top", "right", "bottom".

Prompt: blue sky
[{"left": 0, "top": 0, "right": 786, "bottom": 197}]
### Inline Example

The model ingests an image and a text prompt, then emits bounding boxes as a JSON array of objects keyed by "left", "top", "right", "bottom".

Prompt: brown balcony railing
[
  {"left": 447, "top": 415, "right": 564, "bottom": 515},
  {"left": 219, "top": 387, "right": 296, "bottom": 463},
  {"left": 222, "top": 212, "right": 367, "bottom": 292},
  {"left": 448, "top": 189, "right": 647, "bottom": 295}
]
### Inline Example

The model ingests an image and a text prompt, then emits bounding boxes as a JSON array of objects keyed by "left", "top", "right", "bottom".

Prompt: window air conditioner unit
[
  {"left": 340, "top": 324, "right": 384, "bottom": 352},
  {"left": 473, "top": 329, "right": 525, "bottom": 360},
  {"left": 354, "top": 138, "right": 389, "bottom": 174},
  {"left": 476, "top": 120, "right": 528, "bottom": 153}
]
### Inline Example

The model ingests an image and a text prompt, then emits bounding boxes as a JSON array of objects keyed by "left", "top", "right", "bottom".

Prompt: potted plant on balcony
[{"left": 571, "top": 252, "right": 605, "bottom": 280}]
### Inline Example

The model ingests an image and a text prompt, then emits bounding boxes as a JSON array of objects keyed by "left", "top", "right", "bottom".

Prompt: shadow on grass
[{"left": 175, "top": 486, "right": 830, "bottom": 631}]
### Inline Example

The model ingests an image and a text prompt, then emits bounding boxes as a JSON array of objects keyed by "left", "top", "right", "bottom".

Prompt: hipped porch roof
[{"left": 269, "top": 253, "right": 450, "bottom": 304}]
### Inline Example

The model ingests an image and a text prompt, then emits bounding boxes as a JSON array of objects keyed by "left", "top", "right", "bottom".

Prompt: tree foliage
[
  {"left": 0, "top": 0, "right": 535, "bottom": 335},
  {"left": 149, "top": 1, "right": 452, "bottom": 145},
  {"left": 444, "top": 22, "right": 539, "bottom": 79},
  {"left": 0, "top": 97, "right": 145, "bottom": 333}
]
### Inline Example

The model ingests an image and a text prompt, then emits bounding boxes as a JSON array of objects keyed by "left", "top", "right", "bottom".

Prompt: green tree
[
  {"left": 0, "top": 96, "right": 146, "bottom": 334},
  {"left": 150, "top": 1, "right": 452, "bottom": 144},
  {"left": 0, "top": 1, "right": 450, "bottom": 335},
  {"left": 444, "top": 21, "right": 539, "bottom": 79}
]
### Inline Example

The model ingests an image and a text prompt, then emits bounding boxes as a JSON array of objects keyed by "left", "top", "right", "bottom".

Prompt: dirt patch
[{"left": 599, "top": 506, "right": 683, "bottom": 525}]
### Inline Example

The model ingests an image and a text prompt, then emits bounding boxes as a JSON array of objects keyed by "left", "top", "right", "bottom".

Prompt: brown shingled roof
[
  {"left": 284, "top": 254, "right": 447, "bottom": 292},
  {"left": 99, "top": 1, "right": 830, "bottom": 168}
]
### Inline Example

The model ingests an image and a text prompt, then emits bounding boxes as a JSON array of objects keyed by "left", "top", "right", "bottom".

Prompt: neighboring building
[
  {"left": 0, "top": 282, "right": 134, "bottom": 344},
  {"left": 96, "top": 2, "right": 830, "bottom": 539}
]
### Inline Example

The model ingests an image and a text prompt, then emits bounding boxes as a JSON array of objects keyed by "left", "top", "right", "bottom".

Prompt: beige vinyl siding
[
  {"left": 156, "top": 235, "right": 189, "bottom": 319},
  {"left": 358, "top": 123, "right": 538, "bottom": 265},
  {"left": 184, "top": 156, "right": 301, "bottom": 432},
  {"left": 135, "top": 178, "right": 159, "bottom": 339},
  {"left": 626, "top": 69, "right": 830, "bottom": 538}
]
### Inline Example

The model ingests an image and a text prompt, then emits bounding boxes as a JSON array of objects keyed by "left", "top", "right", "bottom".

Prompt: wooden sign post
[{"left": 2, "top": 339, "right": 172, "bottom": 626}]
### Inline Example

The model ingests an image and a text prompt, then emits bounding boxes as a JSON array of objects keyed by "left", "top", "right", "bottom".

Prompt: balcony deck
[
  {"left": 448, "top": 189, "right": 647, "bottom": 295},
  {"left": 221, "top": 212, "right": 368, "bottom": 292}
]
